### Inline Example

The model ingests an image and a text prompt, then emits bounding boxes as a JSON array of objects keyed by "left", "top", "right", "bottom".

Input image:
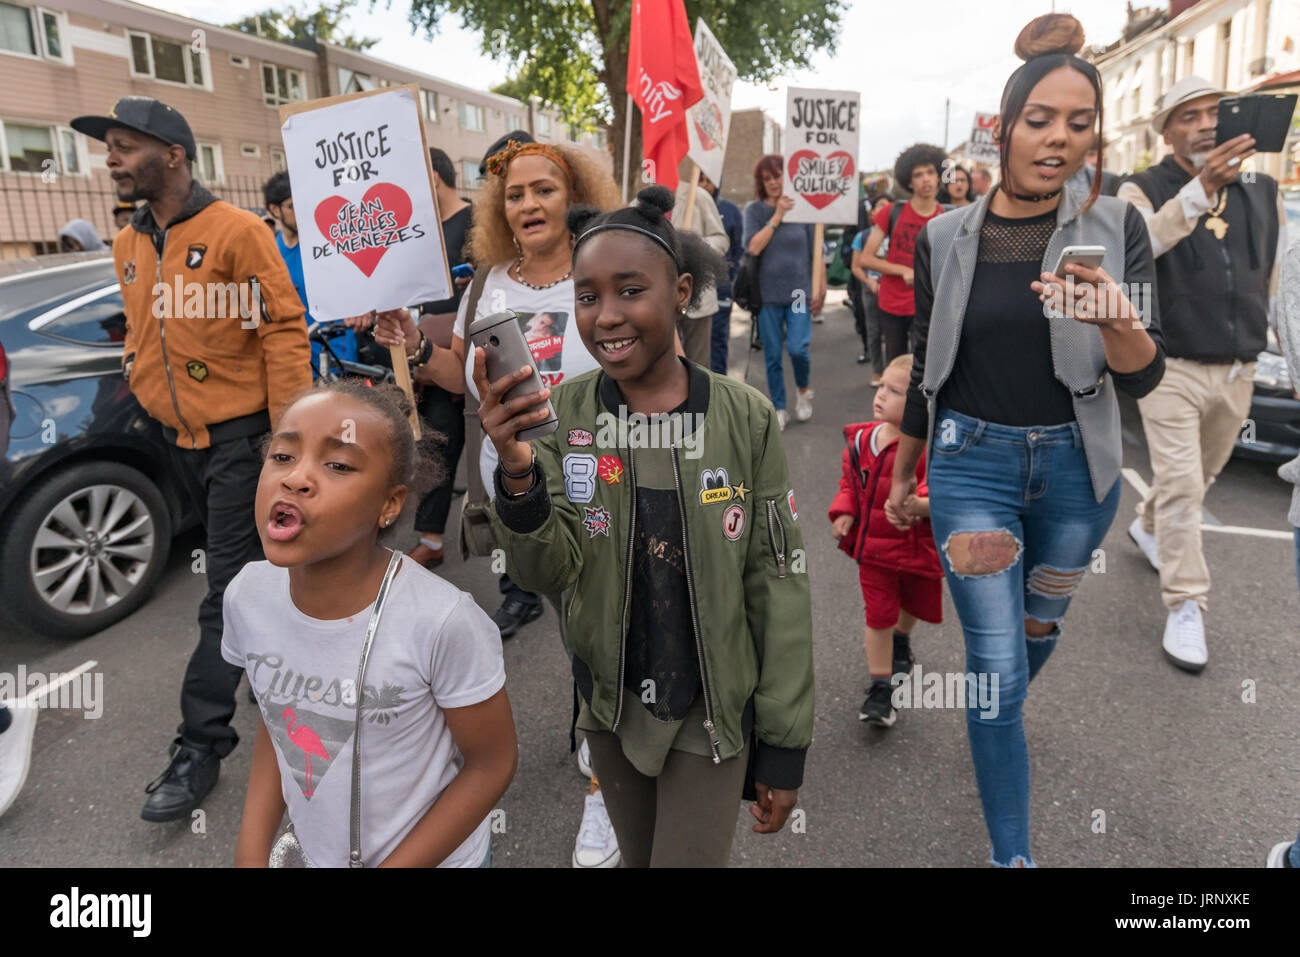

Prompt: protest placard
[
  {"left": 968, "top": 112, "right": 1000, "bottom": 164},
  {"left": 686, "top": 19, "right": 737, "bottom": 187},
  {"left": 279, "top": 85, "right": 451, "bottom": 435},
  {"left": 279, "top": 85, "right": 450, "bottom": 315},
  {"left": 783, "top": 87, "right": 861, "bottom": 225}
]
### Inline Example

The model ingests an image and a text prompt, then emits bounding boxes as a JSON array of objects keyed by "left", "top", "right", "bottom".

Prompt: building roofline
[{"left": 70, "top": 0, "right": 320, "bottom": 61}]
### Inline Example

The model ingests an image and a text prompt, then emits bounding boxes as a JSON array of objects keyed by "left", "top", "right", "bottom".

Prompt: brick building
[
  {"left": 718, "top": 107, "right": 782, "bottom": 209},
  {"left": 0, "top": 0, "right": 610, "bottom": 256}
]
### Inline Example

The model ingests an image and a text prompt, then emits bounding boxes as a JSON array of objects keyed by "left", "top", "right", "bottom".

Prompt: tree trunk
[{"left": 594, "top": 0, "right": 641, "bottom": 200}]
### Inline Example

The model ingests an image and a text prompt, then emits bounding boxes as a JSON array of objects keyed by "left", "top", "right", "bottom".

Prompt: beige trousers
[
  {"left": 1135, "top": 356, "right": 1255, "bottom": 612},
  {"left": 676, "top": 313, "right": 712, "bottom": 368}
]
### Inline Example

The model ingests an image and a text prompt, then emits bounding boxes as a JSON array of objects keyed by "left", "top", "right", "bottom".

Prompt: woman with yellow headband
[{"left": 375, "top": 132, "right": 622, "bottom": 866}]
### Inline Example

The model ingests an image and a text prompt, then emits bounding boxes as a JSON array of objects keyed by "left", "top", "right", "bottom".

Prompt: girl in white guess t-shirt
[{"left": 223, "top": 381, "right": 517, "bottom": 867}]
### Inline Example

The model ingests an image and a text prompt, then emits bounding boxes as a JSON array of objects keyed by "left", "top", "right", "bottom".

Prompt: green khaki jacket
[{"left": 490, "top": 362, "right": 813, "bottom": 788}]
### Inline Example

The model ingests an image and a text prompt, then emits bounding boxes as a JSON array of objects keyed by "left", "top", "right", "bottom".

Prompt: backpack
[
  {"left": 457, "top": 269, "right": 499, "bottom": 560},
  {"left": 733, "top": 249, "right": 763, "bottom": 314}
]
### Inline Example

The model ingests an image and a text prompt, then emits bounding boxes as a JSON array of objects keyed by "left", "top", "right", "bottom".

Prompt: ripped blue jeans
[{"left": 927, "top": 408, "right": 1120, "bottom": 867}]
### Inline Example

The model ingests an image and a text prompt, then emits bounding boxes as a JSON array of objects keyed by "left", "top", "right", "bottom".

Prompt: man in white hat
[{"left": 1119, "top": 75, "right": 1287, "bottom": 673}]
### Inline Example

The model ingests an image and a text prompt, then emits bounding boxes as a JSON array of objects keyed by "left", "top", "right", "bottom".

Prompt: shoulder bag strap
[
  {"left": 461, "top": 268, "right": 493, "bottom": 510},
  {"left": 349, "top": 547, "right": 405, "bottom": 868}
]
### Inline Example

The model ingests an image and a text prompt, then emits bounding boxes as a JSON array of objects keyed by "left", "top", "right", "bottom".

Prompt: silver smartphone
[
  {"left": 1051, "top": 245, "right": 1106, "bottom": 279},
  {"left": 466, "top": 309, "right": 559, "bottom": 442}
]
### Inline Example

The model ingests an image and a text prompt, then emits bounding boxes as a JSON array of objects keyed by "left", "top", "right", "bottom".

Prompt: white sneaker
[
  {"left": 1267, "top": 841, "right": 1295, "bottom": 868},
  {"left": 572, "top": 790, "right": 620, "bottom": 867},
  {"left": 0, "top": 702, "right": 37, "bottom": 817},
  {"left": 795, "top": 390, "right": 813, "bottom": 422},
  {"left": 576, "top": 737, "right": 592, "bottom": 778},
  {"left": 1162, "top": 600, "right": 1207, "bottom": 673},
  {"left": 776, "top": 409, "right": 789, "bottom": 431},
  {"left": 1127, "top": 518, "right": 1160, "bottom": 572}
]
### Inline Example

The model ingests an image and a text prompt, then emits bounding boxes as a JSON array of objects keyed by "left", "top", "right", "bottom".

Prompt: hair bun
[
  {"left": 634, "top": 185, "right": 675, "bottom": 219},
  {"left": 1014, "top": 13, "right": 1085, "bottom": 61},
  {"left": 566, "top": 203, "right": 602, "bottom": 236}
]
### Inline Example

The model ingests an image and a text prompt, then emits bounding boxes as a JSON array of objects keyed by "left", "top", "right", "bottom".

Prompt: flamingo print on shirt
[
  {"left": 245, "top": 650, "right": 412, "bottom": 800},
  {"left": 283, "top": 708, "right": 330, "bottom": 797}
]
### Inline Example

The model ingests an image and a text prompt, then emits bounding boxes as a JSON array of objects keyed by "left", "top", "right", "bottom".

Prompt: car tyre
[{"left": 0, "top": 461, "right": 172, "bottom": 639}]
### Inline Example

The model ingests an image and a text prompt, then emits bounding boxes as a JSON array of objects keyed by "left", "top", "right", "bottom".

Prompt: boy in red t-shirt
[
  {"left": 829, "top": 355, "right": 943, "bottom": 727},
  {"left": 859, "top": 143, "right": 948, "bottom": 363}
]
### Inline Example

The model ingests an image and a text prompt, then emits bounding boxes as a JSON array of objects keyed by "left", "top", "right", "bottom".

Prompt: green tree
[
  {"left": 491, "top": 62, "right": 606, "bottom": 134},
  {"left": 227, "top": 0, "right": 379, "bottom": 51},
  {"left": 400, "top": 0, "right": 846, "bottom": 191}
]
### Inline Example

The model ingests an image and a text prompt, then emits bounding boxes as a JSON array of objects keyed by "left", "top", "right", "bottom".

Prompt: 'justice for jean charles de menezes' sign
[{"left": 279, "top": 85, "right": 451, "bottom": 321}]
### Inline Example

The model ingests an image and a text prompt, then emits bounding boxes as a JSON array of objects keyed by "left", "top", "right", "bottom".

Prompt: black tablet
[{"left": 1215, "top": 93, "right": 1298, "bottom": 152}]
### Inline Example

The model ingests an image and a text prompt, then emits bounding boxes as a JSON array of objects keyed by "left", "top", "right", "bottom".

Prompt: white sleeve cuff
[{"left": 1177, "top": 177, "right": 1215, "bottom": 221}]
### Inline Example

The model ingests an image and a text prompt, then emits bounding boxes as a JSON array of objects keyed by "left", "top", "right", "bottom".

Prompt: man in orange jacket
[{"left": 72, "top": 97, "right": 311, "bottom": 822}]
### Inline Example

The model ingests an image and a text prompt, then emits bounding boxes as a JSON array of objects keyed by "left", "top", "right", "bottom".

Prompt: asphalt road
[{"left": 3, "top": 291, "right": 1298, "bottom": 868}]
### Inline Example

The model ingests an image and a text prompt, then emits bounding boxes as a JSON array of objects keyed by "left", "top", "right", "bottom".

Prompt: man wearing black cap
[
  {"left": 72, "top": 96, "right": 311, "bottom": 821},
  {"left": 113, "top": 201, "right": 136, "bottom": 232}
]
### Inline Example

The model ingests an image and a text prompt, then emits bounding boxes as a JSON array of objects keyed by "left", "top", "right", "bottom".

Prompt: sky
[{"left": 144, "top": 0, "right": 1132, "bottom": 170}]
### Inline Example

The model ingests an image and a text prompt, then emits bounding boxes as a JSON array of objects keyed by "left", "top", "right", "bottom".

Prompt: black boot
[
  {"left": 491, "top": 598, "right": 543, "bottom": 639},
  {"left": 141, "top": 738, "right": 220, "bottom": 822}
]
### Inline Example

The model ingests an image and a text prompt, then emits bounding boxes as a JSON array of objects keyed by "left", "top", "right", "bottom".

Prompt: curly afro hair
[
  {"left": 568, "top": 185, "right": 729, "bottom": 313},
  {"left": 893, "top": 143, "right": 948, "bottom": 194}
]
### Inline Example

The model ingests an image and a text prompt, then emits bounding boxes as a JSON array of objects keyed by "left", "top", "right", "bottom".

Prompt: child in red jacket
[{"left": 829, "top": 355, "right": 942, "bottom": 727}]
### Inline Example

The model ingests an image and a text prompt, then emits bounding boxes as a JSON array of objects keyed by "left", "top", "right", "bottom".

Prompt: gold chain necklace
[{"left": 1205, "top": 189, "right": 1229, "bottom": 240}]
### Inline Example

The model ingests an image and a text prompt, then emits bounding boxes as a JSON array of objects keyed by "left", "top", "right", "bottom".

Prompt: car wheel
[{"left": 0, "top": 461, "right": 173, "bottom": 639}]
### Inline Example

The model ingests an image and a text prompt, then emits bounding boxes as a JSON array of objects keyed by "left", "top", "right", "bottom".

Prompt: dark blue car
[{"left": 0, "top": 253, "right": 197, "bottom": 639}]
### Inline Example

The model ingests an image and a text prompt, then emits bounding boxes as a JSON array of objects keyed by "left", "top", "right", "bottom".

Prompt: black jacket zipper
[
  {"left": 670, "top": 446, "right": 721, "bottom": 762},
  {"left": 611, "top": 446, "right": 637, "bottom": 733},
  {"left": 767, "top": 499, "right": 788, "bottom": 578},
  {"left": 152, "top": 230, "right": 197, "bottom": 449}
]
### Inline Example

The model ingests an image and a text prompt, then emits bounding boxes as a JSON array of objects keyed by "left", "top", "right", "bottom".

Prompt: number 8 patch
[{"left": 563, "top": 453, "right": 598, "bottom": 503}]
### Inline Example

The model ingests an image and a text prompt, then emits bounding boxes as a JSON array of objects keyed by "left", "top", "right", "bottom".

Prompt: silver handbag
[{"left": 269, "top": 549, "right": 404, "bottom": 868}]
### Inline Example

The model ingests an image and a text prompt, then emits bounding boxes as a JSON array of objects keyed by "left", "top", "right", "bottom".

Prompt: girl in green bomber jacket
[{"left": 475, "top": 186, "right": 815, "bottom": 867}]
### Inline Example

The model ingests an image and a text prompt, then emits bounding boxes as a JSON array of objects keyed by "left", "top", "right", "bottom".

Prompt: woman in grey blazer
[{"left": 886, "top": 13, "right": 1165, "bottom": 867}]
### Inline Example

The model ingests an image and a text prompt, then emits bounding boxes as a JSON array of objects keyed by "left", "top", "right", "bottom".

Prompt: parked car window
[{"left": 37, "top": 292, "right": 127, "bottom": 346}]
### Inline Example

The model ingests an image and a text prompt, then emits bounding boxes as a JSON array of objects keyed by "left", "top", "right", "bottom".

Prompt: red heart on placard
[
  {"left": 787, "top": 150, "right": 855, "bottom": 210},
  {"left": 314, "top": 183, "right": 413, "bottom": 278}
]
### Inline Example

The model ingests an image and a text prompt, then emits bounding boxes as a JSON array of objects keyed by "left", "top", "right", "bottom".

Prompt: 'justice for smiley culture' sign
[
  {"left": 783, "top": 87, "right": 861, "bottom": 224},
  {"left": 279, "top": 86, "right": 450, "bottom": 320}
]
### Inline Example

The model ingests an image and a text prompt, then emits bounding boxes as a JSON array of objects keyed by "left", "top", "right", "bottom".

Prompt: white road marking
[
  {"left": 22, "top": 659, "right": 98, "bottom": 706},
  {"left": 1121, "top": 468, "right": 1292, "bottom": 541}
]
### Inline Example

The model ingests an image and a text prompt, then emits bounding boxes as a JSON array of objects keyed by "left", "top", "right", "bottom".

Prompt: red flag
[{"left": 626, "top": 0, "right": 703, "bottom": 192}]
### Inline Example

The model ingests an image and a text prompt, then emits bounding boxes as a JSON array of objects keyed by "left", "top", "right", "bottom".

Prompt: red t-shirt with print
[{"left": 873, "top": 201, "right": 944, "bottom": 317}]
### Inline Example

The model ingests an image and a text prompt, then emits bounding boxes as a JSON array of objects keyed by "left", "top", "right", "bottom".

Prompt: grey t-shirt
[
  {"left": 221, "top": 556, "right": 506, "bottom": 867},
  {"left": 742, "top": 200, "right": 815, "bottom": 308}
]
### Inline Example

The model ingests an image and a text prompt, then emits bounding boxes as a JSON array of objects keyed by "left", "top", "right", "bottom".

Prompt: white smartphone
[{"left": 1051, "top": 245, "right": 1106, "bottom": 279}]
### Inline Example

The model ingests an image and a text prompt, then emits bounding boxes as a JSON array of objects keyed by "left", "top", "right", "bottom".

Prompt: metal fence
[{"left": 0, "top": 171, "right": 271, "bottom": 256}]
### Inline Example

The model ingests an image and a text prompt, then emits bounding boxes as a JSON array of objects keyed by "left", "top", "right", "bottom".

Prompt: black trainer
[
  {"left": 491, "top": 598, "right": 543, "bottom": 639},
  {"left": 892, "top": 632, "right": 916, "bottom": 680},
  {"left": 859, "top": 683, "right": 897, "bottom": 726},
  {"left": 141, "top": 738, "right": 219, "bottom": 822}
]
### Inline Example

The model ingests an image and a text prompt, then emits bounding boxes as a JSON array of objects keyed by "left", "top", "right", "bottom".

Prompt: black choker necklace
[{"left": 1000, "top": 183, "right": 1061, "bottom": 203}]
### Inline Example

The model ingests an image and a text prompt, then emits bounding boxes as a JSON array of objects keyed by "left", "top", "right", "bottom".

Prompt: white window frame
[
  {"left": 0, "top": 3, "right": 71, "bottom": 64},
  {"left": 422, "top": 89, "right": 439, "bottom": 123},
  {"left": 505, "top": 113, "right": 522, "bottom": 131},
  {"left": 460, "top": 160, "right": 483, "bottom": 189},
  {"left": 536, "top": 113, "right": 552, "bottom": 137},
  {"left": 240, "top": 143, "right": 260, "bottom": 158},
  {"left": 0, "top": 119, "right": 85, "bottom": 175},
  {"left": 458, "top": 101, "right": 485, "bottom": 132},
  {"left": 229, "top": 53, "right": 249, "bottom": 68},
  {"left": 262, "top": 62, "right": 306, "bottom": 108},
  {"left": 270, "top": 146, "right": 286, "bottom": 172},
  {"left": 195, "top": 141, "right": 224, "bottom": 187},
  {"left": 126, "top": 29, "right": 210, "bottom": 90}
]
